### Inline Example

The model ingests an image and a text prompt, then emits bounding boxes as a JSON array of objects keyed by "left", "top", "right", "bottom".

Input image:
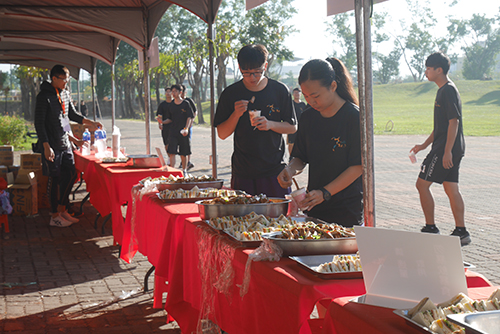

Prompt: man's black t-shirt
[
  {"left": 432, "top": 81, "right": 465, "bottom": 157},
  {"left": 292, "top": 102, "right": 362, "bottom": 217},
  {"left": 293, "top": 101, "right": 307, "bottom": 120},
  {"left": 166, "top": 100, "right": 194, "bottom": 136},
  {"left": 214, "top": 79, "right": 296, "bottom": 178},
  {"left": 157, "top": 101, "right": 171, "bottom": 133}
]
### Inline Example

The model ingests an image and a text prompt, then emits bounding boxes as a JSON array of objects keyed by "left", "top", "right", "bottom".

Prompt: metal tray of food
[
  {"left": 393, "top": 308, "right": 434, "bottom": 334},
  {"left": 447, "top": 310, "right": 500, "bottom": 334},
  {"left": 196, "top": 198, "right": 290, "bottom": 220},
  {"left": 157, "top": 180, "right": 224, "bottom": 191},
  {"left": 156, "top": 193, "right": 217, "bottom": 203},
  {"left": 126, "top": 154, "right": 161, "bottom": 168},
  {"left": 264, "top": 231, "right": 357, "bottom": 256},
  {"left": 202, "top": 220, "right": 263, "bottom": 248},
  {"left": 290, "top": 254, "right": 363, "bottom": 280}
]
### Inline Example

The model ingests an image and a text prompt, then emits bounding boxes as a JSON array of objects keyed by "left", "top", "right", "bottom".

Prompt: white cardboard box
[{"left": 353, "top": 226, "right": 467, "bottom": 309}]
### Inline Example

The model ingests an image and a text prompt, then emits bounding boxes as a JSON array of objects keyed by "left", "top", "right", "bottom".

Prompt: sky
[
  {"left": 1, "top": 0, "right": 499, "bottom": 77},
  {"left": 283, "top": 0, "right": 500, "bottom": 74}
]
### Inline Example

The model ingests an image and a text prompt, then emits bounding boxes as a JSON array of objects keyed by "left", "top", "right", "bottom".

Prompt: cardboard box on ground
[
  {"left": 20, "top": 153, "right": 50, "bottom": 210},
  {"left": 0, "top": 145, "right": 14, "bottom": 166},
  {"left": 7, "top": 170, "right": 38, "bottom": 216}
]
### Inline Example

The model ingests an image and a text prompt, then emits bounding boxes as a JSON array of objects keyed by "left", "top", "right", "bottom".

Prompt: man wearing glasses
[
  {"left": 214, "top": 44, "right": 297, "bottom": 197},
  {"left": 35, "top": 65, "right": 102, "bottom": 227}
]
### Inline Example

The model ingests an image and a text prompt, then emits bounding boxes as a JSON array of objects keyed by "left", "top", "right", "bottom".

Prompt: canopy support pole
[
  {"left": 208, "top": 0, "right": 218, "bottom": 179},
  {"left": 111, "top": 63, "right": 116, "bottom": 130},
  {"left": 143, "top": 48, "right": 151, "bottom": 155},
  {"left": 355, "top": 0, "right": 375, "bottom": 227}
]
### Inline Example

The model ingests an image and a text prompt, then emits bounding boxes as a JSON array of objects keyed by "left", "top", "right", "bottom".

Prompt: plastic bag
[
  {"left": 0, "top": 191, "right": 12, "bottom": 215},
  {"left": 239, "top": 239, "right": 283, "bottom": 297}
]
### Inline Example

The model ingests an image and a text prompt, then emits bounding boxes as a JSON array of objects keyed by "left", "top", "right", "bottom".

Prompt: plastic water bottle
[
  {"left": 112, "top": 126, "right": 121, "bottom": 158},
  {"left": 94, "top": 129, "right": 107, "bottom": 154},
  {"left": 82, "top": 128, "right": 91, "bottom": 156}
]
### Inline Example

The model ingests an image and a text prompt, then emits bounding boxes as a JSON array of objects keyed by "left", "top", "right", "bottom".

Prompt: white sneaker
[
  {"left": 49, "top": 214, "right": 73, "bottom": 227},
  {"left": 61, "top": 211, "right": 79, "bottom": 223}
]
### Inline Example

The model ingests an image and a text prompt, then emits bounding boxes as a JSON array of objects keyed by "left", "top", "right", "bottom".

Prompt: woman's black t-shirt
[{"left": 291, "top": 101, "right": 363, "bottom": 226}]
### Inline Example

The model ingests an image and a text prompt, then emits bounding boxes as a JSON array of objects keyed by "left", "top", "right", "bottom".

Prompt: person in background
[
  {"left": 162, "top": 84, "right": 194, "bottom": 172},
  {"left": 157, "top": 87, "right": 172, "bottom": 163},
  {"left": 410, "top": 51, "right": 470, "bottom": 246},
  {"left": 181, "top": 84, "right": 196, "bottom": 170},
  {"left": 35, "top": 65, "right": 102, "bottom": 227},
  {"left": 287, "top": 87, "right": 307, "bottom": 155},
  {"left": 278, "top": 58, "right": 363, "bottom": 227},
  {"left": 214, "top": 44, "right": 297, "bottom": 197},
  {"left": 80, "top": 100, "right": 87, "bottom": 117}
]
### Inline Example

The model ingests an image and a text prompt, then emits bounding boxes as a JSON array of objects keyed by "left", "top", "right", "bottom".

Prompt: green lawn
[
  {"left": 169, "top": 80, "right": 500, "bottom": 136},
  {"left": 372, "top": 80, "right": 500, "bottom": 136}
]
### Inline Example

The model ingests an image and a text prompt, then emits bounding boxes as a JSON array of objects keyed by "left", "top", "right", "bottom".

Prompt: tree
[
  {"left": 393, "top": 0, "right": 445, "bottom": 82},
  {"left": 238, "top": 0, "right": 297, "bottom": 75},
  {"left": 448, "top": 14, "right": 500, "bottom": 80},
  {"left": 373, "top": 49, "right": 402, "bottom": 84},
  {"left": 214, "top": 0, "right": 242, "bottom": 97},
  {"left": 13, "top": 66, "right": 46, "bottom": 121},
  {"left": 326, "top": 13, "right": 357, "bottom": 73}
]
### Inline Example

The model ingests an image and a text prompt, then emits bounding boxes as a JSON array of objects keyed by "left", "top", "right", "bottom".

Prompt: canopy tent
[{"left": 0, "top": 0, "right": 223, "bottom": 154}]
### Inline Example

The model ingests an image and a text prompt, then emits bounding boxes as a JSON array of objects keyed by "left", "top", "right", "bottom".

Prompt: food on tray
[
  {"left": 317, "top": 253, "right": 361, "bottom": 273},
  {"left": 208, "top": 213, "right": 295, "bottom": 241},
  {"left": 407, "top": 289, "right": 500, "bottom": 333},
  {"left": 156, "top": 174, "right": 217, "bottom": 184},
  {"left": 101, "top": 157, "right": 128, "bottom": 163},
  {"left": 200, "top": 193, "right": 270, "bottom": 205},
  {"left": 158, "top": 186, "right": 237, "bottom": 200},
  {"left": 277, "top": 222, "right": 355, "bottom": 240}
]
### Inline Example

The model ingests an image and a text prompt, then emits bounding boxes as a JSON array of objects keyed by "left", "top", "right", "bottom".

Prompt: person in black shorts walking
[
  {"left": 163, "top": 84, "right": 194, "bottom": 172},
  {"left": 157, "top": 87, "right": 172, "bottom": 163},
  {"left": 410, "top": 51, "right": 470, "bottom": 246}
]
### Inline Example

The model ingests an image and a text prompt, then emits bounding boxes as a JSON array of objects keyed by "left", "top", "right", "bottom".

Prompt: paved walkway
[{"left": 1, "top": 119, "right": 499, "bottom": 332}]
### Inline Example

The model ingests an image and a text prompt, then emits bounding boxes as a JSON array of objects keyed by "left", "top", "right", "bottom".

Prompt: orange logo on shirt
[
  {"left": 331, "top": 137, "right": 346, "bottom": 151},
  {"left": 267, "top": 104, "right": 280, "bottom": 115}
]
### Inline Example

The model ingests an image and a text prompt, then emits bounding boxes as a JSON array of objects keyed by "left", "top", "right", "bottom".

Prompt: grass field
[{"left": 195, "top": 80, "right": 500, "bottom": 136}]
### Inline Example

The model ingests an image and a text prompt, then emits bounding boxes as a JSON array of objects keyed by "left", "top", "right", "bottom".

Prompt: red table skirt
[
  {"left": 164, "top": 218, "right": 367, "bottom": 334},
  {"left": 73, "top": 151, "right": 182, "bottom": 244},
  {"left": 322, "top": 276, "right": 495, "bottom": 334}
]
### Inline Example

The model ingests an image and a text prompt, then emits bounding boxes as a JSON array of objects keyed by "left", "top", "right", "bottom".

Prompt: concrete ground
[{"left": 1, "top": 118, "right": 499, "bottom": 332}]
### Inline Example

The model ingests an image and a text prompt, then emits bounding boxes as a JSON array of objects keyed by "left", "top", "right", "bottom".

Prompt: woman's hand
[{"left": 300, "top": 190, "right": 324, "bottom": 210}]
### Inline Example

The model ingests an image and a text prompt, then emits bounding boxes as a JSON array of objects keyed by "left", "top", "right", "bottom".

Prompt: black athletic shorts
[
  {"left": 167, "top": 134, "right": 191, "bottom": 156},
  {"left": 161, "top": 127, "right": 170, "bottom": 146},
  {"left": 418, "top": 150, "right": 462, "bottom": 184}
]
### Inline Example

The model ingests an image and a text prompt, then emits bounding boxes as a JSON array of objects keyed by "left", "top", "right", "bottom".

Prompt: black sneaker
[
  {"left": 450, "top": 228, "right": 471, "bottom": 246},
  {"left": 178, "top": 163, "right": 183, "bottom": 169},
  {"left": 421, "top": 225, "right": 440, "bottom": 234},
  {"left": 187, "top": 162, "right": 194, "bottom": 170}
]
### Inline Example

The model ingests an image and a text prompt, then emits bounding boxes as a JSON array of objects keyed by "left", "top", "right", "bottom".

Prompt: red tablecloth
[
  {"left": 120, "top": 191, "right": 200, "bottom": 308},
  {"left": 73, "top": 151, "right": 183, "bottom": 244},
  {"left": 322, "top": 275, "right": 495, "bottom": 334},
  {"left": 164, "top": 218, "right": 367, "bottom": 334}
]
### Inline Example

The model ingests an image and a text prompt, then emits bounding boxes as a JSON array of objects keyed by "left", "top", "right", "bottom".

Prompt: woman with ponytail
[{"left": 277, "top": 58, "right": 363, "bottom": 227}]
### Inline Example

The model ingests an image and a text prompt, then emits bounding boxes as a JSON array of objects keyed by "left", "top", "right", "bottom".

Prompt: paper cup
[
  {"left": 291, "top": 187, "right": 307, "bottom": 209},
  {"left": 249, "top": 110, "right": 261, "bottom": 124},
  {"left": 409, "top": 151, "right": 417, "bottom": 164}
]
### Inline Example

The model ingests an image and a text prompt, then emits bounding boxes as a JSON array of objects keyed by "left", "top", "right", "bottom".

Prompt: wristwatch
[{"left": 320, "top": 187, "right": 331, "bottom": 201}]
